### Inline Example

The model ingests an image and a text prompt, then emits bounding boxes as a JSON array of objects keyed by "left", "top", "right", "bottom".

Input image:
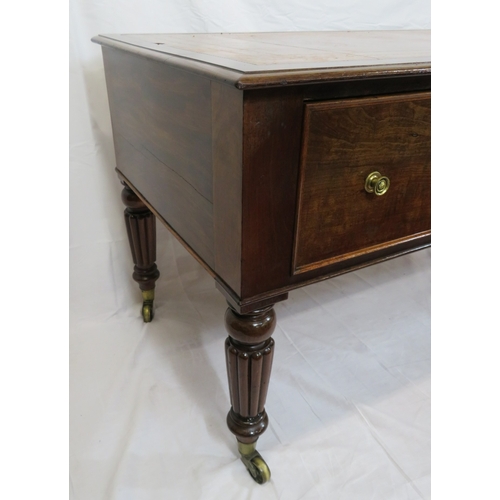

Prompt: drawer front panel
[{"left": 293, "top": 92, "right": 430, "bottom": 274}]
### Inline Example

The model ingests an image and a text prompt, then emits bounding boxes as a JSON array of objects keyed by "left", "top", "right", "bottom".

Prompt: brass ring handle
[{"left": 365, "top": 171, "right": 390, "bottom": 196}]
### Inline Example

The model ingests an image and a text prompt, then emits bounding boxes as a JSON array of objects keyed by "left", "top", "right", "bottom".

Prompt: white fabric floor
[{"left": 70, "top": 221, "right": 430, "bottom": 499}]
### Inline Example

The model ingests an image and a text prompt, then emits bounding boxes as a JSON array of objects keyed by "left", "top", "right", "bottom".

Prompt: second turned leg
[
  {"left": 224, "top": 305, "right": 276, "bottom": 484},
  {"left": 121, "top": 182, "right": 160, "bottom": 322}
]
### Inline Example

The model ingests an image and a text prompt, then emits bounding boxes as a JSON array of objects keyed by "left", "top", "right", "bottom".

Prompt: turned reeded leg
[
  {"left": 121, "top": 182, "right": 160, "bottom": 322},
  {"left": 224, "top": 305, "right": 276, "bottom": 484}
]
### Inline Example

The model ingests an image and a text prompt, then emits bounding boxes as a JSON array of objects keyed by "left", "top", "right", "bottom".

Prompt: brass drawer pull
[{"left": 365, "top": 171, "right": 390, "bottom": 196}]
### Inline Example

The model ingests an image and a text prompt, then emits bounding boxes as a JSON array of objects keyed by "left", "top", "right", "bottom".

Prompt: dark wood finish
[
  {"left": 94, "top": 30, "right": 431, "bottom": 482},
  {"left": 212, "top": 82, "right": 243, "bottom": 295},
  {"left": 215, "top": 280, "right": 288, "bottom": 315},
  {"left": 293, "top": 93, "right": 431, "bottom": 274},
  {"left": 117, "top": 170, "right": 216, "bottom": 278},
  {"left": 95, "top": 32, "right": 431, "bottom": 313},
  {"left": 240, "top": 87, "right": 305, "bottom": 298},
  {"left": 102, "top": 47, "right": 215, "bottom": 269},
  {"left": 121, "top": 182, "right": 160, "bottom": 291},
  {"left": 232, "top": 235, "right": 430, "bottom": 306},
  {"left": 104, "top": 47, "right": 212, "bottom": 201},
  {"left": 302, "top": 75, "right": 432, "bottom": 101},
  {"left": 236, "top": 64, "right": 430, "bottom": 90},
  {"left": 224, "top": 306, "right": 276, "bottom": 444},
  {"left": 93, "top": 31, "right": 430, "bottom": 89},
  {"left": 236, "top": 81, "right": 431, "bottom": 303}
]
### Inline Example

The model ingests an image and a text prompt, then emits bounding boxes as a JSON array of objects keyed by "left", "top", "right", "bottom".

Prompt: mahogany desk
[{"left": 92, "top": 31, "right": 431, "bottom": 484}]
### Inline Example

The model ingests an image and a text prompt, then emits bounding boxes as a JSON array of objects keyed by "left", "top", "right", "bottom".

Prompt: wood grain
[
  {"left": 96, "top": 34, "right": 431, "bottom": 312},
  {"left": 212, "top": 82, "right": 243, "bottom": 295},
  {"left": 240, "top": 87, "right": 305, "bottom": 298},
  {"left": 95, "top": 31, "right": 430, "bottom": 73},
  {"left": 121, "top": 182, "right": 160, "bottom": 291},
  {"left": 113, "top": 134, "right": 215, "bottom": 268},
  {"left": 93, "top": 31, "right": 430, "bottom": 89},
  {"left": 224, "top": 306, "right": 276, "bottom": 444},
  {"left": 117, "top": 170, "right": 217, "bottom": 278},
  {"left": 293, "top": 92, "right": 431, "bottom": 273},
  {"left": 102, "top": 47, "right": 215, "bottom": 268},
  {"left": 103, "top": 47, "right": 213, "bottom": 200}
]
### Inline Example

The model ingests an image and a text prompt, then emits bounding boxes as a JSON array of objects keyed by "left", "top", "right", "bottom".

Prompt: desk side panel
[{"left": 102, "top": 47, "right": 215, "bottom": 268}]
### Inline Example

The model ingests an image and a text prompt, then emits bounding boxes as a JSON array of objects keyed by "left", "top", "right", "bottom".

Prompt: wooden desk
[{"left": 93, "top": 31, "right": 431, "bottom": 484}]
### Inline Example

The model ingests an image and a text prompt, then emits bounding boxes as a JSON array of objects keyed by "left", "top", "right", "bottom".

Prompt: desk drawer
[{"left": 293, "top": 92, "right": 431, "bottom": 274}]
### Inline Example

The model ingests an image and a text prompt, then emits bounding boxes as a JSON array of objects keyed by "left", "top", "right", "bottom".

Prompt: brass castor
[
  {"left": 238, "top": 442, "right": 271, "bottom": 484},
  {"left": 141, "top": 289, "right": 155, "bottom": 323}
]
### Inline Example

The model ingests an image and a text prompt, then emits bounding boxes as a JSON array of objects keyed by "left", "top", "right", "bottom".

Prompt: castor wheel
[
  {"left": 141, "top": 289, "right": 155, "bottom": 323},
  {"left": 142, "top": 302, "right": 153, "bottom": 322},
  {"left": 238, "top": 442, "right": 271, "bottom": 484}
]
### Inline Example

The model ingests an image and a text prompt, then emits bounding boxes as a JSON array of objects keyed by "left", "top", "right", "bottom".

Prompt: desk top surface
[{"left": 94, "top": 30, "right": 430, "bottom": 88}]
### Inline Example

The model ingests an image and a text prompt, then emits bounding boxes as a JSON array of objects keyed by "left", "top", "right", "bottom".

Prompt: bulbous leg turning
[
  {"left": 224, "top": 305, "right": 276, "bottom": 484},
  {"left": 121, "top": 182, "right": 160, "bottom": 322}
]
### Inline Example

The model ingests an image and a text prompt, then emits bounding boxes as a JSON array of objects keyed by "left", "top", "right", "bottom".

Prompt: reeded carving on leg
[
  {"left": 121, "top": 182, "right": 160, "bottom": 322},
  {"left": 225, "top": 337, "right": 274, "bottom": 441},
  {"left": 224, "top": 305, "right": 276, "bottom": 483}
]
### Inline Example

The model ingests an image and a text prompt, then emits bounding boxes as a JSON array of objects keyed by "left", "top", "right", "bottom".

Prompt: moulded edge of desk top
[{"left": 91, "top": 33, "right": 430, "bottom": 90}]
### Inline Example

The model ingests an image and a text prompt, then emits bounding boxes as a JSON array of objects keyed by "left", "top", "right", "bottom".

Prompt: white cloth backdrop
[{"left": 69, "top": 2, "right": 431, "bottom": 499}]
